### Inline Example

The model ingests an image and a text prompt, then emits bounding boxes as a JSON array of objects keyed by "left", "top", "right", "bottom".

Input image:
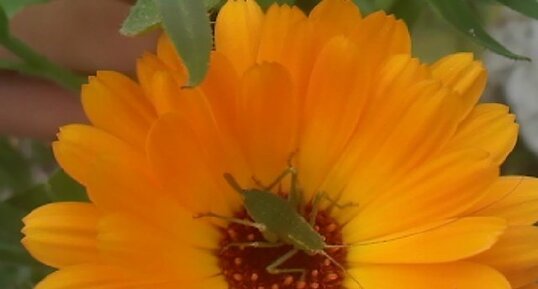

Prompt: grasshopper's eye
[{"left": 217, "top": 208, "right": 346, "bottom": 289}]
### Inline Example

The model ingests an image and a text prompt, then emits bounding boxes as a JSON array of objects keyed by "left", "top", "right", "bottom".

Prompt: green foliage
[
  {"left": 0, "top": 6, "right": 8, "bottom": 40},
  {"left": 0, "top": 4, "right": 85, "bottom": 91},
  {"left": 0, "top": 0, "right": 50, "bottom": 18},
  {"left": 121, "top": 0, "right": 225, "bottom": 37},
  {"left": 205, "top": 0, "right": 224, "bottom": 10},
  {"left": 374, "top": 0, "right": 396, "bottom": 10},
  {"left": 7, "top": 169, "right": 87, "bottom": 211},
  {"left": 495, "top": 0, "right": 538, "bottom": 20},
  {"left": 257, "top": 0, "right": 295, "bottom": 10},
  {"left": 352, "top": 0, "right": 376, "bottom": 14},
  {"left": 427, "top": 0, "right": 530, "bottom": 61},
  {"left": 0, "top": 139, "right": 32, "bottom": 193},
  {"left": 156, "top": 0, "right": 213, "bottom": 87},
  {"left": 120, "top": 0, "right": 160, "bottom": 36},
  {"left": 389, "top": 0, "right": 423, "bottom": 28},
  {"left": 47, "top": 170, "right": 87, "bottom": 202},
  {"left": 122, "top": 0, "right": 215, "bottom": 86}
]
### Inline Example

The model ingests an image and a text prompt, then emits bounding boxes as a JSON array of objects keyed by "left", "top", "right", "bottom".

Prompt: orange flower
[{"left": 22, "top": 0, "right": 538, "bottom": 288}]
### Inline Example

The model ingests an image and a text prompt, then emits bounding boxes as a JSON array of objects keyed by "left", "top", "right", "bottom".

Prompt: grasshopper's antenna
[
  {"left": 320, "top": 251, "right": 364, "bottom": 289},
  {"left": 224, "top": 173, "right": 244, "bottom": 195}
]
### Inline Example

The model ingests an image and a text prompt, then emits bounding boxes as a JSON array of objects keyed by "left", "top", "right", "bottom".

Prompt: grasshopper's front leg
[
  {"left": 194, "top": 212, "right": 267, "bottom": 232},
  {"left": 324, "top": 194, "right": 358, "bottom": 210},
  {"left": 309, "top": 192, "right": 358, "bottom": 225}
]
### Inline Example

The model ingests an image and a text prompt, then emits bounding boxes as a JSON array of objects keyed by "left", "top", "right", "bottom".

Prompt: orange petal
[
  {"left": 518, "top": 283, "right": 538, "bottom": 289},
  {"left": 340, "top": 81, "right": 462, "bottom": 200},
  {"left": 150, "top": 70, "right": 211, "bottom": 117},
  {"left": 83, "top": 149, "right": 163, "bottom": 217},
  {"left": 136, "top": 52, "right": 168, "bottom": 100},
  {"left": 257, "top": 4, "right": 307, "bottom": 63},
  {"left": 316, "top": 56, "right": 432, "bottom": 201},
  {"left": 81, "top": 72, "right": 156, "bottom": 150},
  {"left": 53, "top": 124, "right": 142, "bottom": 186},
  {"left": 200, "top": 52, "right": 240, "bottom": 127},
  {"left": 308, "top": 0, "right": 361, "bottom": 50},
  {"left": 345, "top": 262, "right": 510, "bottom": 289},
  {"left": 505, "top": 266, "right": 538, "bottom": 289},
  {"left": 431, "top": 53, "right": 487, "bottom": 120},
  {"left": 347, "top": 11, "right": 411, "bottom": 68},
  {"left": 98, "top": 212, "right": 220, "bottom": 278},
  {"left": 297, "top": 36, "right": 367, "bottom": 197},
  {"left": 445, "top": 103, "right": 518, "bottom": 165},
  {"left": 472, "top": 176, "right": 538, "bottom": 225},
  {"left": 347, "top": 217, "right": 506, "bottom": 264},
  {"left": 147, "top": 112, "right": 245, "bottom": 216},
  {"left": 35, "top": 264, "right": 225, "bottom": 289},
  {"left": 235, "top": 63, "right": 299, "bottom": 184},
  {"left": 472, "top": 226, "right": 538, "bottom": 273},
  {"left": 341, "top": 149, "right": 498, "bottom": 240},
  {"left": 150, "top": 72, "right": 221, "bottom": 133},
  {"left": 22, "top": 202, "right": 100, "bottom": 268},
  {"left": 156, "top": 34, "right": 187, "bottom": 77},
  {"left": 257, "top": 4, "right": 312, "bottom": 95},
  {"left": 215, "top": 0, "right": 263, "bottom": 74},
  {"left": 348, "top": 58, "right": 460, "bottom": 176},
  {"left": 35, "top": 265, "right": 137, "bottom": 289}
]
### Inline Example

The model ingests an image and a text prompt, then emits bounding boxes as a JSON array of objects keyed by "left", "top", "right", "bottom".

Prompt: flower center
[{"left": 217, "top": 207, "right": 347, "bottom": 289}]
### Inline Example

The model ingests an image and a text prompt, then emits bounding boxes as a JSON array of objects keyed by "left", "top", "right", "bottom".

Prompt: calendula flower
[{"left": 21, "top": 0, "right": 538, "bottom": 288}]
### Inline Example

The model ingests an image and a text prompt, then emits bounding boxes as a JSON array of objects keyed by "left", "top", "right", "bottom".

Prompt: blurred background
[{"left": 0, "top": 0, "right": 537, "bottom": 288}]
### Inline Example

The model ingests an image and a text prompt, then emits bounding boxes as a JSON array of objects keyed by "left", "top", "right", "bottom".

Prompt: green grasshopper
[
  {"left": 196, "top": 164, "right": 527, "bottom": 289},
  {"left": 196, "top": 165, "right": 363, "bottom": 288}
]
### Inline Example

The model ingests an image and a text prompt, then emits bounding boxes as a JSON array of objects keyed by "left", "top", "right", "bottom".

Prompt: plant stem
[{"left": 0, "top": 35, "right": 86, "bottom": 91}]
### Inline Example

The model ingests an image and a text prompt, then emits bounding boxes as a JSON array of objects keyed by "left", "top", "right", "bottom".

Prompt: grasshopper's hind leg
[
  {"left": 308, "top": 191, "right": 325, "bottom": 225},
  {"left": 222, "top": 241, "right": 284, "bottom": 252},
  {"left": 266, "top": 249, "right": 306, "bottom": 278}
]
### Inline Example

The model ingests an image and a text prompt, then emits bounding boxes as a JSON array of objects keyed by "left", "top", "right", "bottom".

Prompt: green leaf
[
  {"left": 120, "top": 0, "right": 160, "bottom": 36},
  {"left": 495, "top": 0, "right": 538, "bottom": 20},
  {"left": 121, "top": 0, "right": 224, "bottom": 37},
  {"left": 257, "top": 0, "right": 296, "bottom": 10},
  {"left": 204, "top": 0, "right": 223, "bottom": 10},
  {"left": 47, "top": 169, "right": 87, "bottom": 202},
  {"left": 0, "top": 6, "right": 9, "bottom": 41},
  {"left": 0, "top": 38, "right": 85, "bottom": 91},
  {"left": 155, "top": 0, "right": 212, "bottom": 87},
  {"left": 0, "top": 59, "right": 41, "bottom": 76},
  {"left": 6, "top": 169, "right": 86, "bottom": 212},
  {"left": 6, "top": 184, "right": 51, "bottom": 212},
  {"left": 0, "top": 242, "right": 35, "bottom": 266},
  {"left": 427, "top": 0, "right": 530, "bottom": 61},
  {"left": 389, "top": 0, "right": 424, "bottom": 29},
  {"left": 0, "top": 0, "right": 50, "bottom": 18},
  {"left": 374, "top": 0, "right": 396, "bottom": 10},
  {"left": 0, "top": 138, "right": 32, "bottom": 193},
  {"left": 352, "top": 0, "right": 377, "bottom": 14},
  {"left": 0, "top": 203, "right": 25, "bottom": 239},
  {"left": 0, "top": 262, "right": 52, "bottom": 289},
  {"left": 26, "top": 141, "right": 54, "bottom": 167},
  {"left": 0, "top": 264, "right": 32, "bottom": 289}
]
